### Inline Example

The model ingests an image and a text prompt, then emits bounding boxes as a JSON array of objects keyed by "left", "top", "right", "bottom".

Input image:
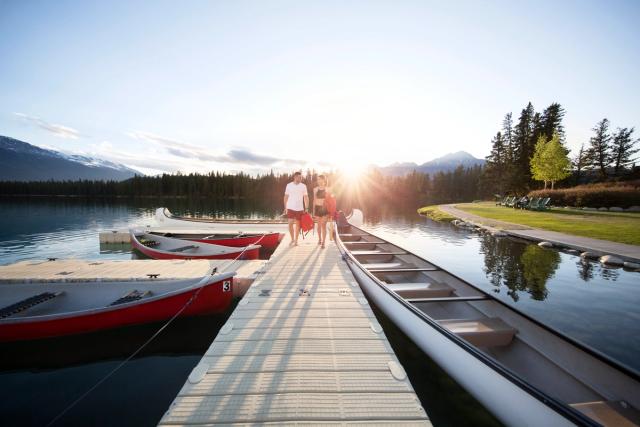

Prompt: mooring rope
[{"left": 47, "top": 232, "right": 269, "bottom": 426}]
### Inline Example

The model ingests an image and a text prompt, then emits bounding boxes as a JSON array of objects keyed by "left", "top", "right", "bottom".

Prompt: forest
[
  {"left": 2, "top": 101, "right": 637, "bottom": 208},
  {"left": 0, "top": 166, "right": 485, "bottom": 209}
]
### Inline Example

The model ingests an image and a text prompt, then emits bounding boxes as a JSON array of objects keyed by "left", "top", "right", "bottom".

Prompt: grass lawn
[
  {"left": 454, "top": 202, "right": 640, "bottom": 245},
  {"left": 417, "top": 205, "right": 457, "bottom": 222}
]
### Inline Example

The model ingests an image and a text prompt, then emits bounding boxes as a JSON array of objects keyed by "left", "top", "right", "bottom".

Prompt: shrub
[{"left": 529, "top": 181, "right": 640, "bottom": 208}]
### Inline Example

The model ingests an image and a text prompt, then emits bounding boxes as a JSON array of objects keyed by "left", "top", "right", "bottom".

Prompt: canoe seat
[
  {"left": 439, "top": 317, "right": 517, "bottom": 347},
  {"left": 351, "top": 250, "right": 383, "bottom": 255},
  {"left": 386, "top": 282, "right": 453, "bottom": 298},
  {"left": 340, "top": 235, "right": 364, "bottom": 242},
  {"left": 353, "top": 251, "right": 407, "bottom": 256},
  {"left": 343, "top": 241, "right": 384, "bottom": 246},
  {"left": 570, "top": 400, "right": 640, "bottom": 427},
  {"left": 363, "top": 263, "right": 409, "bottom": 270},
  {"left": 110, "top": 290, "right": 152, "bottom": 306},
  {"left": 0, "top": 292, "right": 63, "bottom": 319},
  {"left": 168, "top": 245, "right": 199, "bottom": 253}
]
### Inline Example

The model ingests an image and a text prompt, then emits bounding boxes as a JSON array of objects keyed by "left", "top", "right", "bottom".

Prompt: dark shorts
[
  {"left": 315, "top": 206, "right": 329, "bottom": 217},
  {"left": 287, "top": 209, "right": 303, "bottom": 220}
]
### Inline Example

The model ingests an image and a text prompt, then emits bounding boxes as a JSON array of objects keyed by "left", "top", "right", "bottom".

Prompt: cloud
[
  {"left": 14, "top": 112, "right": 81, "bottom": 139},
  {"left": 225, "top": 149, "right": 286, "bottom": 166},
  {"left": 127, "top": 130, "right": 312, "bottom": 167}
]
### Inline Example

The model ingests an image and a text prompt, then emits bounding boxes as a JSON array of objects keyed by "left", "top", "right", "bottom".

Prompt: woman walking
[{"left": 312, "top": 175, "right": 331, "bottom": 249}]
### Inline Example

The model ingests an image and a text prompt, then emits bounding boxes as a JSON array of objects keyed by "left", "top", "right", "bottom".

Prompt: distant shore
[{"left": 419, "top": 202, "right": 640, "bottom": 263}]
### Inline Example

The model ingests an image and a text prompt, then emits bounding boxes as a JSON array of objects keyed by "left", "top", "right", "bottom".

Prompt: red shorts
[{"left": 287, "top": 209, "right": 303, "bottom": 220}]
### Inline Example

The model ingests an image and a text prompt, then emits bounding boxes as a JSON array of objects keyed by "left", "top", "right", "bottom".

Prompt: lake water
[{"left": 1, "top": 198, "right": 638, "bottom": 426}]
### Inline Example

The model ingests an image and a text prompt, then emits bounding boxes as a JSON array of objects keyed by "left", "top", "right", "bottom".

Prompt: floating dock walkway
[
  {"left": 0, "top": 259, "right": 265, "bottom": 297},
  {"left": 159, "top": 235, "right": 430, "bottom": 425}
]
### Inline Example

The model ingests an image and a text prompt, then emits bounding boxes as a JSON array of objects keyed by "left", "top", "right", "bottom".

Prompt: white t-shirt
[{"left": 285, "top": 182, "right": 308, "bottom": 211}]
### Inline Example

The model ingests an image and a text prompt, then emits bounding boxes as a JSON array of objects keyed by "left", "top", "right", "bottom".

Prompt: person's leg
[
  {"left": 328, "top": 220, "right": 335, "bottom": 241},
  {"left": 287, "top": 210, "right": 296, "bottom": 245},
  {"left": 293, "top": 218, "right": 300, "bottom": 245},
  {"left": 320, "top": 216, "right": 327, "bottom": 248},
  {"left": 288, "top": 218, "right": 295, "bottom": 245},
  {"left": 317, "top": 214, "right": 322, "bottom": 245}
]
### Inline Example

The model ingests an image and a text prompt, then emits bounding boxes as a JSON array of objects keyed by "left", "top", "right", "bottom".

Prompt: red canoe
[
  {"left": 130, "top": 230, "right": 260, "bottom": 260},
  {"left": 0, "top": 272, "right": 235, "bottom": 342},
  {"left": 150, "top": 231, "right": 282, "bottom": 251}
]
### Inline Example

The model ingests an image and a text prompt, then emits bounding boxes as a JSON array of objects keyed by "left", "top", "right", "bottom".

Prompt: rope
[{"left": 47, "top": 232, "right": 269, "bottom": 426}]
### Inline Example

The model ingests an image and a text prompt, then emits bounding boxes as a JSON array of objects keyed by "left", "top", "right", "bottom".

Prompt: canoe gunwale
[
  {"left": 162, "top": 208, "right": 287, "bottom": 225},
  {"left": 130, "top": 231, "right": 260, "bottom": 259},
  {"left": 336, "top": 224, "right": 610, "bottom": 427}
]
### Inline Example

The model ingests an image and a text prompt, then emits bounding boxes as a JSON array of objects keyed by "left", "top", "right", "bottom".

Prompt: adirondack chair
[
  {"left": 515, "top": 196, "right": 529, "bottom": 209},
  {"left": 526, "top": 197, "right": 540, "bottom": 210},
  {"left": 534, "top": 197, "right": 551, "bottom": 211},
  {"left": 506, "top": 197, "right": 517, "bottom": 208}
]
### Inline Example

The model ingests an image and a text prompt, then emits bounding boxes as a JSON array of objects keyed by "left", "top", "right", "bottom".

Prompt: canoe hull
[
  {"left": 189, "top": 233, "right": 282, "bottom": 251},
  {"left": 0, "top": 275, "right": 234, "bottom": 342},
  {"left": 133, "top": 240, "right": 260, "bottom": 260},
  {"left": 155, "top": 208, "right": 289, "bottom": 233},
  {"left": 344, "top": 257, "right": 574, "bottom": 427},
  {"left": 130, "top": 231, "right": 261, "bottom": 260}
]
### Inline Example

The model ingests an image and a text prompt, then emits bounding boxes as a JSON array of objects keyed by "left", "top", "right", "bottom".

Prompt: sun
[
  {"left": 336, "top": 160, "right": 368, "bottom": 182},
  {"left": 342, "top": 163, "right": 367, "bottom": 180}
]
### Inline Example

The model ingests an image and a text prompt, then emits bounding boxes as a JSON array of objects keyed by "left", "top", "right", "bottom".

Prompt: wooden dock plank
[
  {"left": 0, "top": 259, "right": 264, "bottom": 283},
  {"left": 177, "top": 371, "right": 415, "bottom": 396},
  {"left": 215, "top": 317, "right": 377, "bottom": 330},
  {"left": 206, "top": 339, "right": 392, "bottom": 356},
  {"left": 198, "top": 354, "right": 404, "bottom": 374},
  {"left": 160, "top": 393, "right": 427, "bottom": 424},
  {"left": 160, "top": 235, "right": 430, "bottom": 425},
  {"left": 216, "top": 327, "right": 383, "bottom": 341},
  {"left": 229, "top": 308, "right": 376, "bottom": 319}
]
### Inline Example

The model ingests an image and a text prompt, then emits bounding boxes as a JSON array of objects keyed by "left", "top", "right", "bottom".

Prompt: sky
[{"left": 1, "top": 0, "right": 639, "bottom": 175}]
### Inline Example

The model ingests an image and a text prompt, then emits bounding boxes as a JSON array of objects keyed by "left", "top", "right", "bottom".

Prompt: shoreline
[{"left": 420, "top": 204, "right": 640, "bottom": 265}]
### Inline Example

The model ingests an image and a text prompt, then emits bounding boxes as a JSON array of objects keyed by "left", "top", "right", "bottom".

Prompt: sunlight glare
[{"left": 337, "top": 160, "right": 368, "bottom": 182}]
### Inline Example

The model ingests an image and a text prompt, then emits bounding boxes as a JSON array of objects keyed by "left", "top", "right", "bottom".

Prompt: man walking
[{"left": 283, "top": 171, "right": 309, "bottom": 246}]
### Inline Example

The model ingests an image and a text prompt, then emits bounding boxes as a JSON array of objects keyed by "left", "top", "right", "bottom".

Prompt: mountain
[
  {"left": 0, "top": 136, "right": 140, "bottom": 181},
  {"left": 380, "top": 151, "right": 485, "bottom": 176}
]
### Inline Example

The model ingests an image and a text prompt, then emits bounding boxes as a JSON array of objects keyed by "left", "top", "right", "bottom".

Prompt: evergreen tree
[
  {"left": 540, "top": 103, "right": 566, "bottom": 142},
  {"left": 501, "top": 112, "right": 516, "bottom": 190},
  {"left": 531, "top": 132, "right": 571, "bottom": 189},
  {"left": 513, "top": 102, "right": 536, "bottom": 190},
  {"left": 587, "top": 118, "right": 612, "bottom": 179},
  {"left": 610, "top": 127, "right": 639, "bottom": 175},
  {"left": 572, "top": 143, "right": 588, "bottom": 183},
  {"left": 484, "top": 131, "right": 508, "bottom": 194}
]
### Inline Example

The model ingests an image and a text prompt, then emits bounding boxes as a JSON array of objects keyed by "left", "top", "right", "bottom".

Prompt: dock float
[
  {"left": 159, "top": 235, "right": 430, "bottom": 425},
  {"left": 0, "top": 259, "right": 265, "bottom": 297}
]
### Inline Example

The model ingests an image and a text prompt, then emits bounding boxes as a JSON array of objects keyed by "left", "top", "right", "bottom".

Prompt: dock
[
  {"left": 0, "top": 259, "right": 266, "bottom": 297},
  {"left": 159, "top": 235, "right": 430, "bottom": 425}
]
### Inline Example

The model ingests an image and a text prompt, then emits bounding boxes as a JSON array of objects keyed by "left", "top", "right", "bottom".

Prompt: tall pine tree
[
  {"left": 484, "top": 131, "right": 508, "bottom": 194},
  {"left": 587, "top": 118, "right": 612, "bottom": 179},
  {"left": 513, "top": 102, "right": 536, "bottom": 191},
  {"left": 610, "top": 127, "right": 639, "bottom": 175},
  {"left": 540, "top": 103, "right": 566, "bottom": 142},
  {"left": 572, "top": 144, "right": 588, "bottom": 183}
]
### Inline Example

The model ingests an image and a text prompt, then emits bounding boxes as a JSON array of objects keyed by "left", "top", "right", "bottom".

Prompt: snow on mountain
[{"left": 0, "top": 135, "right": 141, "bottom": 181}]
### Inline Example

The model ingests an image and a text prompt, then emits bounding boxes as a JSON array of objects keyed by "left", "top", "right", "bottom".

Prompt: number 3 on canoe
[{"left": 222, "top": 280, "right": 231, "bottom": 292}]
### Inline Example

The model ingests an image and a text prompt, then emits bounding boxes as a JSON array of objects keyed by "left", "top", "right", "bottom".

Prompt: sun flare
[{"left": 336, "top": 160, "right": 368, "bottom": 182}]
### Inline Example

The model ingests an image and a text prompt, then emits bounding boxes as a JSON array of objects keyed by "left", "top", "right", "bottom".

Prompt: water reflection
[
  {"left": 363, "top": 211, "right": 640, "bottom": 373},
  {"left": 480, "top": 235, "right": 560, "bottom": 301}
]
